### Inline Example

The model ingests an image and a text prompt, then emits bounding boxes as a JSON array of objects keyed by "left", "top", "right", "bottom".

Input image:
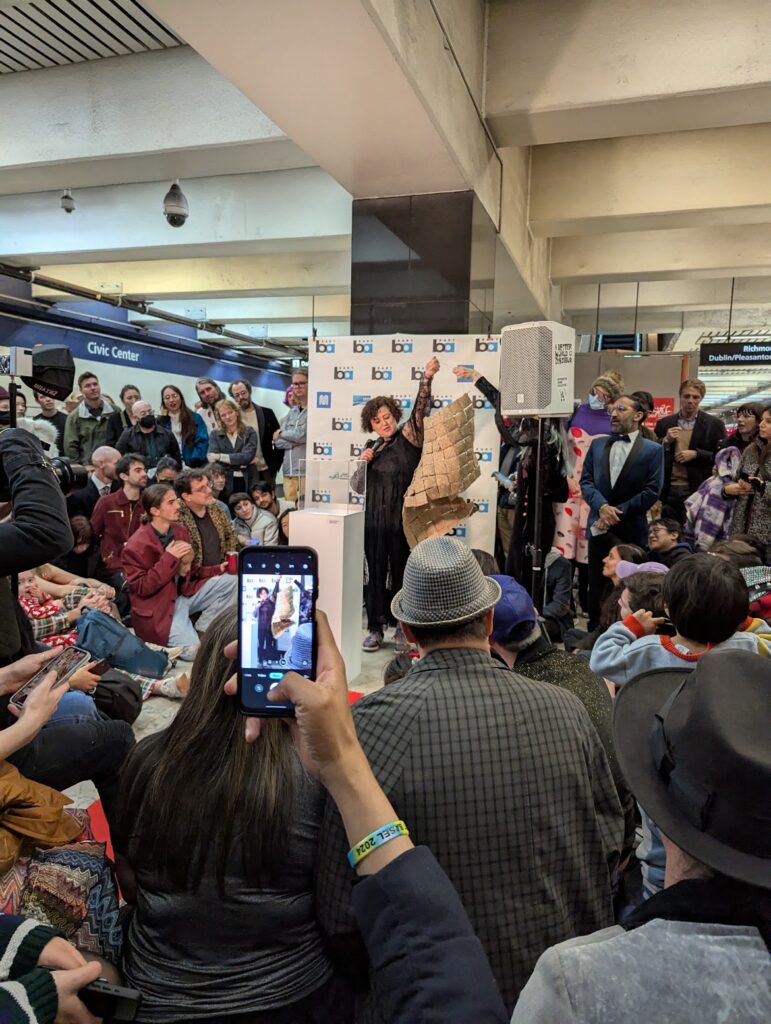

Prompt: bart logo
[
  {"left": 447, "top": 525, "right": 467, "bottom": 538},
  {"left": 433, "top": 339, "right": 456, "bottom": 353},
  {"left": 311, "top": 490, "right": 331, "bottom": 504},
  {"left": 471, "top": 394, "right": 494, "bottom": 410},
  {"left": 315, "top": 340, "right": 335, "bottom": 354},
  {"left": 392, "top": 339, "right": 413, "bottom": 353},
  {"left": 349, "top": 443, "right": 365, "bottom": 457},
  {"left": 475, "top": 501, "right": 490, "bottom": 514},
  {"left": 332, "top": 418, "right": 352, "bottom": 432},
  {"left": 312, "top": 442, "right": 332, "bottom": 457},
  {"left": 371, "top": 367, "right": 393, "bottom": 381},
  {"left": 333, "top": 366, "right": 354, "bottom": 380},
  {"left": 430, "top": 395, "right": 453, "bottom": 409},
  {"left": 353, "top": 340, "right": 373, "bottom": 353},
  {"left": 410, "top": 366, "right": 424, "bottom": 381},
  {"left": 475, "top": 449, "right": 494, "bottom": 463},
  {"left": 348, "top": 491, "right": 364, "bottom": 505},
  {"left": 475, "top": 339, "right": 498, "bottom": 352}
]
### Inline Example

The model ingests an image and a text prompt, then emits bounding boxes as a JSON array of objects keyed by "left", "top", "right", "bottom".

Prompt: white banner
[{"left": 306, "top": 334, "right": 501, "bottom": 552}]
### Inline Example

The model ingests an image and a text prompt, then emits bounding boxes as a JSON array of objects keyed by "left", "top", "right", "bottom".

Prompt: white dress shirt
[{"left": 609, "top": 429, "right": 639, "bottom": 488}]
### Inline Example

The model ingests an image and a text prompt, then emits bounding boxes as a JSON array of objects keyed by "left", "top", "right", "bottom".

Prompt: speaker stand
[{"left": 529, "top": 417, "right": 546, "bottom": 606}]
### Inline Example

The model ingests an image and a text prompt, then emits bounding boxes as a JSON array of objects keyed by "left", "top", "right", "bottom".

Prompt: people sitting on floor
[
  {"left": 646, "top": 517, "right": 692, "bottom": 567},
  {"left": 204, "top": 463, "right": 233, "bottom": 517},
  {"left": 66, "top": 445, "right": 120, "bottom": 519},
  {"left": 564, "top": 542, "right": 646, "bottom": 653},
  {"left": 250, "top": 480, "right": 295, "bottom": 520},
  {"left": 175, "top": 468, "right": 237, "bottom": 573},
  {"left": 540, "top": 547, "right": 574, "bottom": 642},
  {"left": 488, "top": 574, "right": 636, "bottom": 861},
  {"left": 314, "top": 537, "right": 624, "bottom": 1013},
  {"left": 110, "top": 607, "right": 346, "bottom": 1024},
  {"left": 0, "top": 649, "right": 134, "bottom": 814},
  {"left": 710, "top": 538, "right": 771, "bottom": 621},
  {"left": 512, "top": 649, "right": 771, "bottom": 1024},
  {"left": 52, "top": 516, "right": 109, "bottom": 591},
  {"left": 229, "top": 492, "right": 279, "bottom": 546},
  {"left": 154, "top": 454, "right": 181, "bottom": 483},
  {"left": 122, "top": 483, "right": 237, "bottom": 661},
  {"left": 590, "top": 554, "right": 768, "bottom": 688},
  {"left": 17, "top": 570, "right": 110, "bottom": 647},
  {"left": 90, "top": 452, "right": 148, "bottom": 600}
]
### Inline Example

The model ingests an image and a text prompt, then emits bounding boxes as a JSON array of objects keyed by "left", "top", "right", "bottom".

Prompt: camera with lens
[{"left": 50, "top": 456, "right": 88, "bottom": 494}]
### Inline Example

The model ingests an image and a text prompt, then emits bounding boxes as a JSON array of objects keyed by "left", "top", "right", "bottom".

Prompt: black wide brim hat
[{"left": 613, "top": 664, "right": 771, "bottom": 889}]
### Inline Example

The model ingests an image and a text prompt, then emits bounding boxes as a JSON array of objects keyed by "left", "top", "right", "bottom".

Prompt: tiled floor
[{"left": 64, "top": 624, "right": 391, "bottom": 809}]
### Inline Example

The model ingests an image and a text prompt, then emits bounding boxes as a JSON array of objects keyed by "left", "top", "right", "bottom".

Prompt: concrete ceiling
[{"left": 1, "top": 0, "right": 770, "bottom": 390}]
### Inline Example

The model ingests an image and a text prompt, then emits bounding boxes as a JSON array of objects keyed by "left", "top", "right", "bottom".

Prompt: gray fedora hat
[
  {"left": 613, "top": 650, "right": 771, "bottom": 888},
  {"left": 391, "top": 536, "right": 502, "bottom": 627}
]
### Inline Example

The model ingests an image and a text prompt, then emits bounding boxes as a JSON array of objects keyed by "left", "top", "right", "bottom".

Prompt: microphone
[{"left": 367, "top": 437, "right": 387, "bottom": 456}]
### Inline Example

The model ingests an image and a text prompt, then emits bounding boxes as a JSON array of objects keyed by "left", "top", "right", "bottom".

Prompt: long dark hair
[
  {"left": 112, "top": 608, "right": 299, "bottom": 892},
  {"left": 753, "top": 404, "right": 771, "bottom": 471},
  {"left": 140, "top": 482, "right": 173, "bottom": 523},
  {"left": 160, "top": 384, "right": 197, "bottom": 447}
]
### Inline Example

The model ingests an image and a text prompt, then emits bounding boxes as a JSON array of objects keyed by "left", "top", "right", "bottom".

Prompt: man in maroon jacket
[
  {"left": 90, "top": 452, "right": 147, "bottom": 611},
  {"left": 122, "top": 482, "right": 236, "bottom": 660}
]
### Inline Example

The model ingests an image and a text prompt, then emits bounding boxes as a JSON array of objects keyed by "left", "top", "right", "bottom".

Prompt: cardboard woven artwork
[{"left": 403, "top": 393, "right": 480, "bottom": 547}]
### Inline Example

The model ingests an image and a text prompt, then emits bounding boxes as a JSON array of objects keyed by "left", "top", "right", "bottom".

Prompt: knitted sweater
[
  {"left": 590, "top": 614, "right": 767, "bottom": 686},
  {"left": 0, "top": 915, "right": 61, "bottom": 1024}
]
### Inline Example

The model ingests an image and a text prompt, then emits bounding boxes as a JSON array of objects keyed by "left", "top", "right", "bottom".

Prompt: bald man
[{"left": 66, "top": 445, "right": 121, "bottom": 518}]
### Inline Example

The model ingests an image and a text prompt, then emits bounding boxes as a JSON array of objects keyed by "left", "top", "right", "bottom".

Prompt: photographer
[
  {"left": 0, "top": 429, "right": 74, "bottom": 665},
  {"left": 0, "top": 428, "right": 134, "bottom": 811}
]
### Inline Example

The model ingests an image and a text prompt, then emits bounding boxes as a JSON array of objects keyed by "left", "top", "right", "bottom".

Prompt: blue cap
[{"left": 489, "top": 575, "right": 538, "bottom": 645}]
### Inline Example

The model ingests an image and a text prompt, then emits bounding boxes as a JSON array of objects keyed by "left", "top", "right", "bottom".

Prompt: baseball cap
[{"left": 489, "top": 574, "right": 538, "bottom": 644}]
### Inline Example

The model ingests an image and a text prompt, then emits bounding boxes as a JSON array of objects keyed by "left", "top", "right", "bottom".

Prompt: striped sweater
[{"left": 0, "top": 915, "right": 60, "bottom": 1024}]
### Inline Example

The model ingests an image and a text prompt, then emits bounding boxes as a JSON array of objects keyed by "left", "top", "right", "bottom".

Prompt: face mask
[
  {"left": 139, "top": 414, "right": 156, "bottom": 429},
  {"left": 589, "top": 393, "right": 606, "bottom": 410},
  {"left": 0, "top": 410, "right": 10, "bottom": 426}
]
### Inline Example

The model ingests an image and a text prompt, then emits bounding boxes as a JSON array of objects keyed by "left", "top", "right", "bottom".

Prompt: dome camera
[
  {"left": 60, "top": 188, "right": 75, "bottom": 214},
  {"left": 162, "top": 180, "right": 188, "bottom": 228}
]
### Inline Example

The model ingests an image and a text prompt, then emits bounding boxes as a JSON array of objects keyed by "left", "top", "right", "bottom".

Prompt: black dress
[{"left": 361, "top": 376, "right": 432, "bottom": 632}]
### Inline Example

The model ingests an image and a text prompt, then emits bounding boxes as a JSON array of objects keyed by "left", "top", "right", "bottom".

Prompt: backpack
[{"left": 76, "top": 608, "right": 168, "bottom": 678}]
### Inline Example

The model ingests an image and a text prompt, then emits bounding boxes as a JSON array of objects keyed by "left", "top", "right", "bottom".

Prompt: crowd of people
[{"left": 0, "top": 357, "right": 768, "bottom": 1024}]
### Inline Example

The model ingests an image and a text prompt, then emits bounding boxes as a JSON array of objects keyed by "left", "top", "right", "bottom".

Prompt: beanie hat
[{"left": 592, "top": 373, "right": 622, "bottom": 402}]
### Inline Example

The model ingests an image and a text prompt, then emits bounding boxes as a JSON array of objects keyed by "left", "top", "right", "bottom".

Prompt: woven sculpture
[
  {"left": 271, "top": 580, "right": 296, "bottom": 638},
  {"left": 402, "top": 393, "right": 480, "bottom": 547}
]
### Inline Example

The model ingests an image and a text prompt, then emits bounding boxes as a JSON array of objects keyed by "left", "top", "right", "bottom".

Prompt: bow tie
[{"left": 609, "top": 434, "right": 631, "bottom": 444}]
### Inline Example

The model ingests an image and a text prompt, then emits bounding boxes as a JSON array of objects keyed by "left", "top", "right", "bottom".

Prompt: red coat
[
  {"left": 122, "top": 522, "right": 223, "bottom": 645},
  {"left": 90, "top": 489, "right": 143, "bottom": 572}
]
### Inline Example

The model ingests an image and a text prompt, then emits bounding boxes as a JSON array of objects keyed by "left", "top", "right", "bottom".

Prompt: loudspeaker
[{"left": 499, "top": 321, "right": 575, "bottom": 417}]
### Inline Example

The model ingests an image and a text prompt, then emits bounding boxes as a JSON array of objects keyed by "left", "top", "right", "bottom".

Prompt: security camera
[
  {"left": 163, "top": 180, "right": 188, "bottom": 228},
  {"left": 60, "top": 188, "right": 75, "bottom": 214}
]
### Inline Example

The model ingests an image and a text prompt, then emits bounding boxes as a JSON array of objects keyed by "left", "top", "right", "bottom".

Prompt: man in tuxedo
[
  {"left": 228, "top": 379, "right": 283, "bottom": 486},
  {"left": 66, "top": 446, "right": 120, "bottom": 518},
  {"left": 654, "top": 378, "right": 726, "bottom": 523},
  {"left": 581, "top": 395, "right": 665, "bottom": 629}
]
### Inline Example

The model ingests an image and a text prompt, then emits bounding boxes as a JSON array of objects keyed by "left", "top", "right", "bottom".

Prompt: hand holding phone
[
  {"left": 9, "top": 646, "right": 90, "bottom": 713},
  {"left": 8, "top": 670, "right": 70, "bottom": 729},
  {"left": 237, "top": 546, "right": 318, "bottom": 717}
]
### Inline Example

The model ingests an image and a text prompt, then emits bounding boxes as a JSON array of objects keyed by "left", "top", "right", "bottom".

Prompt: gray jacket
[{"left": 512, "top": 919, "right": 771, "bottom": 1023}]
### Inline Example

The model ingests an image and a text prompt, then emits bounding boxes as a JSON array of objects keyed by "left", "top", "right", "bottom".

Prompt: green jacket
[{"left": 63, "top": 399, "right": 115, "bottom": 464}]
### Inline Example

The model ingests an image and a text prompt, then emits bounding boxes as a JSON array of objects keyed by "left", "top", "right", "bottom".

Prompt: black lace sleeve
[{"left": 402, "top": 374, "right": 432, "bottom": 448}]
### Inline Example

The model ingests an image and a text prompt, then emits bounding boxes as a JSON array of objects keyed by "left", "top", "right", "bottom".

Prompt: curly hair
[{"left": 360, "top": 395, "right": 403, "bottom": 433}]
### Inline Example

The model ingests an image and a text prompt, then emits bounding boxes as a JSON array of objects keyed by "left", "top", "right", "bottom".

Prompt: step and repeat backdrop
[{"left": 306, "top": 335, "right": 502, "bottom": 552}]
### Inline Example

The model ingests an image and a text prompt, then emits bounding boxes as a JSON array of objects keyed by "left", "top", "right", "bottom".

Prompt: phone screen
[
  {"left": 11, "top": 646, "right": 90, "bottom": 708},
  {"left": 238, "top": 546, "right": 317, "bottom": 716}
]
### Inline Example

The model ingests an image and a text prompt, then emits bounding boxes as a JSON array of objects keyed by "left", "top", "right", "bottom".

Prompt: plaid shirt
[
  {"left": 18, "top": 584, "right": 88, "bottom": 646},
  {"left": 316, "top": 648, "right": 623, "bottom": 1015}
]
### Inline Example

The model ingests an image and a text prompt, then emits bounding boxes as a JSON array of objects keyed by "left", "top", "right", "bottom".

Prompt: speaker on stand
[{"left": 498, "top": 322, "right": 576, "bottom": 599}]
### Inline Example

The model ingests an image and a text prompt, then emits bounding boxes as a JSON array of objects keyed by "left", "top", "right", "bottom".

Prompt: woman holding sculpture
[{"left": 358, "top": 356, "right": 439, "bottom": 653}]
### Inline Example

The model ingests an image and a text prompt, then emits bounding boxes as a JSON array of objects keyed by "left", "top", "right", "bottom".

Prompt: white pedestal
[{"left": 288, "top": 509, "right": 364, "bottom": 683}]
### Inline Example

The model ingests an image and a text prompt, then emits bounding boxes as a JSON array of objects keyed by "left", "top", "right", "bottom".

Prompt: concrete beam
[
  {"left": 486, "top": 0, "right": 771, "bottom": 145},
  {"left": 30, "top": 252, "right": 351, "bottom": 301},
  {"left": 125, "top": 295, "right": 351, "bottom": 325},
  {"left": 0, "top": 46, "right": 275, "bottom": 159},
  {"left": 552, "top": 224, "right": 771, "bottom": 284},
  {"left": 198, "top": 321, "right": 350, "bottom": 343},
  {"left": 150, "top": 1, "right": 501, "bottom": 220},
  {"left": 530, "top": 125, "right": 771, "bottom": 237},
  {"left": 0, "top": 168, "right": 351, "bottom": 264},
  {"left": 563, "top": 279, "right": 771, "bottom": 316}
]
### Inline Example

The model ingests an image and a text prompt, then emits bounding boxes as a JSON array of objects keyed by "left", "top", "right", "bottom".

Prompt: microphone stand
[{"left": 530, "top": 417, "right": 546, "bottom": 603}]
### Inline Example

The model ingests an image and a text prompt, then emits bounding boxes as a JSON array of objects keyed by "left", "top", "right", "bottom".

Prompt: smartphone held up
[
  {"left": 237, "top": 546, "right": 318, "bottom": 717},
  {"left": 9, "top": 646, "right": 91, "bottom": 712}
]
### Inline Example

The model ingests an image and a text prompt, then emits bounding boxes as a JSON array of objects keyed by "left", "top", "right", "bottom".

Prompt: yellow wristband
[{"left": 347, "top": 820, "right": 409, "bottom": 868}]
